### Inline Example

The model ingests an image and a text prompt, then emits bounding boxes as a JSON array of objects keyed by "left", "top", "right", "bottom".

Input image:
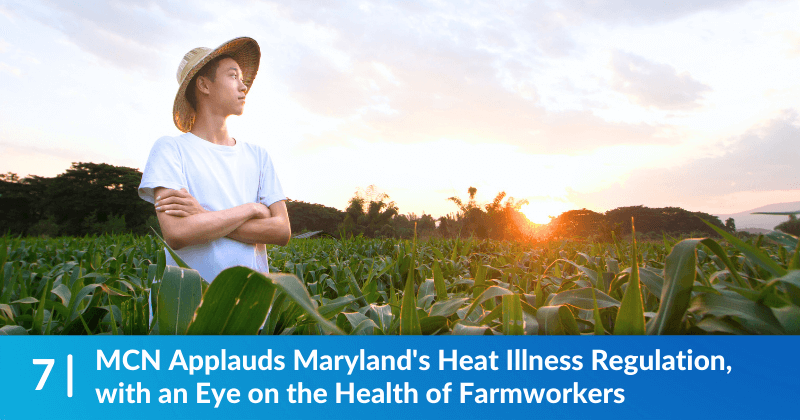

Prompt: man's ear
[{"left": 196, "top": 75, "right": 211, "bottom": 95}]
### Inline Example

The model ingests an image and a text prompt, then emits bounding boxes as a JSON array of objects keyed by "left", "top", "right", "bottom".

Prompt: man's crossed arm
[{"left": 152, "top": 187, "right": 291, "bottom": 250}]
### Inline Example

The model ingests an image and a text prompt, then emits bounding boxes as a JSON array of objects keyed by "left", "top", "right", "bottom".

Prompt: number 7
[{"left": 32, "top": 359, "right": 54, "bottom": 390}]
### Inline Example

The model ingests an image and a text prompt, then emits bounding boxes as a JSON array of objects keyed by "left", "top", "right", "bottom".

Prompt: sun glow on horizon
[{"left": 520, "top": 201, "right": 575, "bottom": 225}]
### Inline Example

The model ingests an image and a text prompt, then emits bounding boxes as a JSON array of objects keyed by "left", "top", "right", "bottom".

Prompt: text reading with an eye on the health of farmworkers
[{"left": 42, "top": 347, "right": 734, "bottom": 407}]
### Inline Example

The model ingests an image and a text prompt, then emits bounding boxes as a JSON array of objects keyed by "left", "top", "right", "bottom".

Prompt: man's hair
[{"left": 186, "top": 54, "right": 234, "bottom": 111}]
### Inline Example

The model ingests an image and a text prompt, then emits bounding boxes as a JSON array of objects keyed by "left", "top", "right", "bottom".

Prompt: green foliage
[
  {"left": 2, "top": 222, "right": 799, "bottom": 335},
  {"left": 0, "top": 163, "right": 155, "bottom": 236},
  {"left": 776, "top": 217, "right": 800, "bottom": 237},
  {"left": 614, "top": 221, "right": 645, "bottom": 335},
  {"left": 27, "top": 214, "right": 61, "bottom": 238},
  {"left": 445, "top": 186, "right": 531, "bottom": 240},
  {"left": 82, "top": 211, "right": 128, "bottom": 236},
  {"left": 144, "top": 215, "right": 162, "bottom": 238},
  {"left": 549, "top": 205, "right": 727, "bottom": 240},
  {"left": 286, "top": 199, "right": 345, "bottom": 237},
  {"left": 392, "top": 213, "right": 436, "bottom": 239},
  {"left": 549, "top": 209, "right": 605, "bottom": 239},
  {"left": 339, "top": 185, "right": 399, "bottom": 238},
  {"left": 2, "top": 164, "right": 744, "bottom": 243}
]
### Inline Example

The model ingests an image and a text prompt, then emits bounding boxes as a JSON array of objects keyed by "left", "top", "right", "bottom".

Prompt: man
[{"left": 138, "top": 37, "right": 290, "bottom": 283}]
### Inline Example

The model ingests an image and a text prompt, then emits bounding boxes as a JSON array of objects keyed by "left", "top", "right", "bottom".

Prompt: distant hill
[
  {"left": 738, "top": 228, "right": 770, "bottom": 235},
  {"left": 714, "top": 201, "right": 800, "bottom": 230}
]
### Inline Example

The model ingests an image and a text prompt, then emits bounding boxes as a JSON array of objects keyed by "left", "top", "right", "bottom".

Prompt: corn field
[{"left": 0, "top": 220, "right": 798, "bottom": 335}]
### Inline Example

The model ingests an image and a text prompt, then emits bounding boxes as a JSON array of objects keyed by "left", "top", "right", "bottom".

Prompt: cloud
[
  {"left": 6, "top": 0, "right": 690, "bottom": 153},
  {"left": 0, "top": 62, "right": 22, "bottom": 76},
  {"left": 558, "top": 0, "right": 759, "bottom": 24},
  {"left": 4, "top": 0, "right": 207, "bottom": 71},
  {"left": 570, "top": 109, "right": 800, "bottom": 211},
  {"left": 287, "top": 48, "right": 375, "bottom": 118},
  {"left": 272, "top": 2, "right": 673, "bottom": 153},
  {"left": 610, "top": 51, "right": 711, "bottom": 110},
  {"left": 286, "top": 50, "right": 670, "bottom": 153}
]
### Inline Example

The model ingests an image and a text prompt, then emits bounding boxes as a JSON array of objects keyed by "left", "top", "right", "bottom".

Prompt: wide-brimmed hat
[{"left": 173, "top": 37, "right": 261, "bottom": 132}]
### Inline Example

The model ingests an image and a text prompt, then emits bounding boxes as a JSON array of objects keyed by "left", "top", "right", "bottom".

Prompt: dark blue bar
[{"left": 0, "top": 336, "right": 796, "bottom": 419}]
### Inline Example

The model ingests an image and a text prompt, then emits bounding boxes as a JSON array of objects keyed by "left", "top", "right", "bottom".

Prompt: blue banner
[{"left": 0, "top": 336, "right": 796, "bottom": 419}]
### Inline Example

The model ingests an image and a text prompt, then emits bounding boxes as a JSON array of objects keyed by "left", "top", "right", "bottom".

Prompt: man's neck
[{"left": 190, "top": 110, "right": 235, "bottom": 146}]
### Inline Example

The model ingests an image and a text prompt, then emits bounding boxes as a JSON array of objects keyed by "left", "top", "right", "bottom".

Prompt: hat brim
[{"left": 173, "top": 37, "right": 260, "bottom": 132}]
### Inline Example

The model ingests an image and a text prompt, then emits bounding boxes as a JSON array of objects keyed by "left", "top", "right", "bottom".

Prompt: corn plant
[{"left": 1, "top": 220, "right": 798, "bottom": 335}]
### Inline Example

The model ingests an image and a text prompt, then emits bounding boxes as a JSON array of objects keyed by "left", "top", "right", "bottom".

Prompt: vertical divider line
[{"left": 67, "top": 354, "right": 73, "bottom": 397}]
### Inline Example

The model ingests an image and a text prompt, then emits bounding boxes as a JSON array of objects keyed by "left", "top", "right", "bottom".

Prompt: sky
[{"left": 1, "top": 0, "right": 799, "bottom": 224}]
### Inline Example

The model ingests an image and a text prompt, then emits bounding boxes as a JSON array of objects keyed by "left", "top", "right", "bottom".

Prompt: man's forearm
[
  {"left": 160, "top": 203, "right": 260, "bottom": 250},
  {"left": 226, "top": 216, "right": 291, "bottom": 246}
]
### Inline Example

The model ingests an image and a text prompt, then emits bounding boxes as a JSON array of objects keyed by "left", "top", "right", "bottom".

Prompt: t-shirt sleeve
[
  {"left": 138, "top": 136, "right": 188, "bottom": 204},
  {"left": 258, "top": 151, "right": 286, "bottom": 207}
]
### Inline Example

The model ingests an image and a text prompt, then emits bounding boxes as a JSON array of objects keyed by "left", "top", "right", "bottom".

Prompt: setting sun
[{"left": 520, "top": 201, "right": 574, "bottom": 225}]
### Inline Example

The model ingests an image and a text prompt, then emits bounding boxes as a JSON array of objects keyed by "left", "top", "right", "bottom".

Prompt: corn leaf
[
  {"left": 591, "top": 288, "right": 605, "bottom": 335},
  {"left": 399, "top": 259, "right": 421, "bottom": 335},
  {"left": 268, "top": 272, "right": 344, "bottom": 335},
  {"left": 420, "top": 315, "right": 449, "bottom": 335},
  {"left": 464, "top": 285, "right": 514, "bottom": 319},
  {"left": 157, "top": 266, "right": 203, "bottom": 335},
  {"left": 452, "top": 322, "right": 493, "bottom": 335},
  {"left": 473, "top": 265, "right": 487, "bottom": 299},
  {"left": 689, "top": 289, "right": 785, "bottom": 334},
  {"left": 429, "top": 297, "right": 470, "bottom": 318},
  {"left": 647, "top": 239, "right": 699, "bottom": 335},
  {"left": 615, "top": 219, "right": 645, "bottom": 335},
  {"left": 186, "top": 266, "right": 275, "bottom": 335},
  {"left": 549, "top": 287, "right": 620, "bottom": 310},
  {"left": 150, "top": 228, "right": 192, "bottom": 270},
  {"left": 501, "top": 294, "right": 524, "bottom": 335},
  {"left": 0, "top": 325, "right": 28, "bottom": 335},
  {"left": 433, "top": 260, "right": 447, "bottom": 300},
  {"left": 536, "top": 305, "right": 580, "bottom": 335},
  {"left": 702, "top": 220, "right": 787, "bottom": 278}
]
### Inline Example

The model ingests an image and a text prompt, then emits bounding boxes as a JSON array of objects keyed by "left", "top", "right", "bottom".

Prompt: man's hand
[
  {"left": 253, "top": 203, "right": 273, "bottom": 219},
  {"left": 153, "top": 187, "right": 263, "bottom": 250},
  {"left": 227, "top": 200, "right": 291, "bottom": 246},
  {"left": 155, "top": 188, "right": 207, "bottom": 217}
]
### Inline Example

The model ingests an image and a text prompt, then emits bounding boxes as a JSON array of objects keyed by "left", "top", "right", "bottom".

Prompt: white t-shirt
[{"left": 138, "top": 132, "right": 286, "bottom": 282}]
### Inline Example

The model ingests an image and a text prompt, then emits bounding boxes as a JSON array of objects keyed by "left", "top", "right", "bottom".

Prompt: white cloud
[
  {"left": 610, "top": 50, "right": 711, "bottom": 110},
  {"left": 571, "top": 110, "right": 800, "bottom": 213},
  {"left": 558, "top": 0, "right": 761, "bottom": 24},
  {"left": 0, "top": 62, "right": 21, "bottom": 76}
]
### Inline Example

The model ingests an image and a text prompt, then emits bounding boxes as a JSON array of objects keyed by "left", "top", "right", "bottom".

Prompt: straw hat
[{"left": 173, "top": 37, "right": 261, "bottom": 132}]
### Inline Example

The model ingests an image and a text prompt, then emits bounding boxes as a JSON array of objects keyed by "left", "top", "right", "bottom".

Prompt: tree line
[{"left": 0, "top": 162, "right": 772, "bottom": 241}]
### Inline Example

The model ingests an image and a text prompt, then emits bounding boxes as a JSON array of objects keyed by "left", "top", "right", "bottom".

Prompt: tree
[
  {"left": 546, "top": 206, "right": 728, "bottom": 240},
  {"left": 0, "top": 172, "right": 42, "bottom": 234},
  {"left": 0, "top": 163, "right": 155, "bottom": 236},
  {"left": 752, "top": 211, "right": 800, "bottom": 237},
  {"left": 285, "top": 199, "right": 345, "bottom": 237},
  {"left": 0, "top": 172, "right": 20, "bottom": 182},
  {"left": 725, "top": 217, "right": 736, "bottom": 233},
  {"left": 483, "top": 191, "right": 529, "bottom": 240},
  {"left": 45, "top": 162, "right": 154, "bottom": 236},
  {"left": 447, "top": 187, "right": 532, "bottom": 240},
  {"left": 604, "top": 206, "right": 725, "bottom": 237},
  {"left": 448, "top": 186, "right": 486, "bottom": 238},
  {"left": 549, "top": 209, "right": 605, "bottom": 239},
  {"left": 339, "top": 185, "right": 398, "bottom": 238},
  {"left": 776, "top": 214, "right": 800, "bottom": 237},
  {"left": 393, "top": 212, "right": 436, "bottom": 238}
]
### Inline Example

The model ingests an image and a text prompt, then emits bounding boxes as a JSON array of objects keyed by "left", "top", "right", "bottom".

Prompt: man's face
[{"left": 203, "top": 57, "right": 247, "bottom": 117}]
